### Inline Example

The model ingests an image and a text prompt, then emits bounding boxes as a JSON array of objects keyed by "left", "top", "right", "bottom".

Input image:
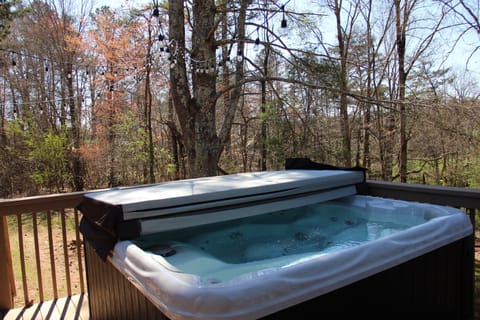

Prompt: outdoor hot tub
[{"left": 78, "top": 164, "right": 474, "bottom": 319}]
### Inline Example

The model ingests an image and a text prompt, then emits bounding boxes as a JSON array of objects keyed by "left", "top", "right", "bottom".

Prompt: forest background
[{"left": 0, "top": 0, "right": 479, "bottom": 198}]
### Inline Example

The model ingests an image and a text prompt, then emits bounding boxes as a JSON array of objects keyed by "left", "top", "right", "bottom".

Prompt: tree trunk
[
  {"left": 168, "top": 0, "right": 194, "bottom": 176},
  {"left": 169, "top": 0, "right": 250, "bottom": 178},
  {"left": 383, "top": 114, "right": 396, "bottom": 181},
  {"left": 190, "top": 0, "right": 219, "bottom": 177},
  {"left": 167, "top": 94, "right": 182, "bottom": 179},
  {"left": 107, "top": 76, "right": 116, "bottom": 187},
  {"left": 168, "top": 0, "right": 219, "bottom": 178},
  {"left": 333, "top": 0, "right": 352, "bottom": 167},
  {"left": 143, "top": 24, "right": 155, "bottom": 184},
  {"left": 260, "top": 45, "right": 270, "bottom": 171},
  {"left": 66, "top": 62, "right": 85, "bottom": 191},
  {"left": 395, "top": 0, "right": 408, "bottom": 183},
  {"left": 363, "top": 0, "right": 373, "bottom": 172}
]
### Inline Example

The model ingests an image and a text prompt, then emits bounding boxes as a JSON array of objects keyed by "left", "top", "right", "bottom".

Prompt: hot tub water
[
  {"left": 110, "top": 193, "right": 472, "bottom": 320},
  {"left": 132, "top": 195, "right": 428, "bottom": 283}
]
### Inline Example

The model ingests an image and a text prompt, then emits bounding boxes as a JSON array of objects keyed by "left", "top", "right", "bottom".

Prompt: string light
[
  {"left": 281, "top": 5, "right": 287, "bottom": 28},
  {"left": 152, "top": 0, "right": 160, "bottom": 17},
  {"left": 1, "top": 1, "right": 296, "bottom": 120},
  {"left": 0, "top": 48, "right": 159, "bottom": 80},
  {"left": 254, "top": 27, "right": 260, "bottom": 52},
  {"left": 2, "top": 1, "right": 291, "bottom": 82},
  {"left": 7, "top": 94, "right": 85, "bottom": 108},
  {"left": 2, "top": 43, "right": 233, "bottom": 79}
]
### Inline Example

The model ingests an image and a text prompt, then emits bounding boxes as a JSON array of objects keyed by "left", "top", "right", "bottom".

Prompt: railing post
[{"left": 0, "top": 216, "right": 15, "bottom": 309}]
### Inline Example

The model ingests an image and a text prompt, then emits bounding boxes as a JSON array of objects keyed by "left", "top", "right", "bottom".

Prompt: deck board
[{"left": 1, "top": 294, "right": 89, "bottom": 320}]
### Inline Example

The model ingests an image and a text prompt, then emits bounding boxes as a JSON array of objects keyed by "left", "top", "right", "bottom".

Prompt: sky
[{"left": 95, "top": 0, "right": 479, "bottom": 84}]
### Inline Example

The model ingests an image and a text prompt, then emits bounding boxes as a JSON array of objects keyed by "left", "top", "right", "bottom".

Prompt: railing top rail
[
  {"left": 0, "top": 192, "right": 86, "bottom": 216},
  {"left": 363, "top": 180, "right": 480, "bottom": 210}
]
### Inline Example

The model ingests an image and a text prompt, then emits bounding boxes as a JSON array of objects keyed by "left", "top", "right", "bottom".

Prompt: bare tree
[
  {"left": 325, "top": 0, "right": 361, "bottom": 167},
  {"left": 168, "top": 0, "right": 252, "bottom": 178},
  {"left": 393, "top": 0, "right": 447, "bottom": 182},
  {"left": 435, "top": 0, "right": 480, "bottom": 65}
]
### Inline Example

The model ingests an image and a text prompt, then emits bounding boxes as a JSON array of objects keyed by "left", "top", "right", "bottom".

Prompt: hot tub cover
[
  {"left": 78, "top": 162, "right": 365, "bottom": 259},
  {"left": 111, "top": 195, "right": 473, "bottom": 320}
]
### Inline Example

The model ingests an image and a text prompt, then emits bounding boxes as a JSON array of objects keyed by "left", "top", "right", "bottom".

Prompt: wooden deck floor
[{"left": 0, "top": 294, "right": 89, "bottom": 320}]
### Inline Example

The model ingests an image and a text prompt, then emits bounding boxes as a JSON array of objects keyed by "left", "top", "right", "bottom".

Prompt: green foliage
[
  {"left": 466, "top": 166, "right": 480, "bottom": 189},
  {"left": 406, "top": 153, "right": 480, "bottom": 188},
  {"left": 165, "top": 162, "right": 177, "bottom": 174},
  {"left": 112, "top": 110, "right": 175, "bottom": 184},
  {"left": 263, "top": 101, "right": 287, "bottom": 163},
  {"left": 27, "top": 128, "right": 71, "bottom": 192},
  {"left": 464, "top": 149, "right": 480, "bottom": 189},
  {"left": 0, "top": 120, "right": 32, "bottom": 196},
  {"left": 290, "top": 54, "right": 341, "bottom": 88},
  {"left": 1, "top": 118, "right": 72, "bottom": 194},
  {"left": 0, "top": 0, "right": 26, "bottom": 41}
]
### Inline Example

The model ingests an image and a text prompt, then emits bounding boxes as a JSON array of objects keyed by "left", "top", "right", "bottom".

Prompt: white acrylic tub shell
[{"left": 111, "top": 195, "right": 472, "bottom": 320}]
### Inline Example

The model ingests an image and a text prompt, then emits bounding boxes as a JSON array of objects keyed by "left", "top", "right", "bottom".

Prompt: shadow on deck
[{"left": 1, "top": 294, "right": 88, "bottom": 320}]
